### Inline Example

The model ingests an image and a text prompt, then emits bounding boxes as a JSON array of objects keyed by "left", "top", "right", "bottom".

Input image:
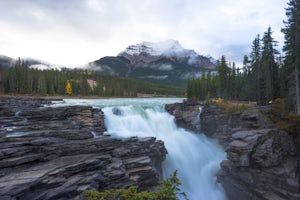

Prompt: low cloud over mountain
[{"left": 88, "top": 40, "right": 217, "bottom": 88}]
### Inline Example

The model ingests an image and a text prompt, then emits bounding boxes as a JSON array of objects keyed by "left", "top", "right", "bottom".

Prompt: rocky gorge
[
  {"left": 1, "top": 96, "right": 299, "bottom": 200},
  {"left": 0, "top": 96, "right": 166, "bottom": 200},
  {"left": 166, "top": 101, "right": 300, "bottom": 200}
]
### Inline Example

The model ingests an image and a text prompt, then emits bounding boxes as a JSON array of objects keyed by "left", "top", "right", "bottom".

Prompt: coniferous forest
[
  {"left": 2, "top": 59, "right": 184, "bottom": 97},
  {"left": 187, "top": 28, "right": 281, "bottom": 105},
  {"left": 187, "top": 0, "right": 300, "bottom": 114}
]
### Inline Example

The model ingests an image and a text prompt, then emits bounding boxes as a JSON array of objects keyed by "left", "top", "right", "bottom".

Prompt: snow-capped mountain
[
  {"left": 88, "top": 40, "right": 217, "bottom": 88},
  {"left": 119, "top": 39, "right": 193, "bottom": 57},
  {"left": 118, "top": 39, "right": 214, "bottom": 67}
]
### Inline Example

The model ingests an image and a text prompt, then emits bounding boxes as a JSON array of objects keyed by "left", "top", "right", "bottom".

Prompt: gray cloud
[{"left": 0, "top": 0, "right": 288, "bottom": 66}]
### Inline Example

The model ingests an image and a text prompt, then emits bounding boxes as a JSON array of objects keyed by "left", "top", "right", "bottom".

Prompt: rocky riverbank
[
  {"left": 0, "top": 96, "right": 167, "bottom": 200},
  {"left": 166, "top": 101, "right": 300, "bottom": 200}
]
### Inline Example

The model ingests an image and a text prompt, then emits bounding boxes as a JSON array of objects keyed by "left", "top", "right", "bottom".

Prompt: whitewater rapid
[{"left": 55, "top": 98, "right": 227, "bottom": 200}]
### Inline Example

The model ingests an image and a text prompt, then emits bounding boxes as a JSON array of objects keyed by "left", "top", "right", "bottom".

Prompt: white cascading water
[
  {"left": 102, "top": 105, "right": 226, "bottom": 200},
  {"left": 55, "top": 98, "right": 227, "bottom": 200}
]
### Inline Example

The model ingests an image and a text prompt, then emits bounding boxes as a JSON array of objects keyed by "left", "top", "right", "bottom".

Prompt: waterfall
[
  {"left": 55, "top": 98, "right": 227, "bottom": 199},
  {"left": 102, "top": 104, "right": 227, "bottom": 200}
]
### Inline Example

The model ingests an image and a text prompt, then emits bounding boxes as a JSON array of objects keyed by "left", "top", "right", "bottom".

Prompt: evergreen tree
[
  {"left": 282, "top": 0, "right": 300, "bottom": 114},
  {"left": 261, "top": 27, "right": 279, "bottom": 103},
  {"left": 217, "top": 55, "right": 230, "bottom": 99},
  {"left": 230, "top": 62, "right": 237, "bottom": 99},
  {"left": 186, "top": 79, "right": 192, "bottom": 99},
  {"left": 277, "top": 55, "right": 289, "bottom": 98},
  {"left": 241, "top": 55, "right": 255, "bottom": 100},
  {"left": 243, "top": 55, "right": 251, "bottom": 74},
  {"left": 38, "top": 77, "right": 47, "bottom": 95},
  {"left": 250, "top": 35, "right": 262, "bottom": 105}
]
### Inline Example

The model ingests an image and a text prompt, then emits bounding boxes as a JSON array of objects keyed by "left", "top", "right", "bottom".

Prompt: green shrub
[{"left": 82, "top": 171, "right": 188, "bottom": 200}]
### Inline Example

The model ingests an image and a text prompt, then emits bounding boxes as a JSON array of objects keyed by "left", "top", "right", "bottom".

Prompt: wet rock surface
[{"left": 0, "top": 96, "right": 167, "bottom": 200}]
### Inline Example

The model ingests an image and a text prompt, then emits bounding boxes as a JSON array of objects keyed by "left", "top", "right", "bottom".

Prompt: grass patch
[{"left": 214, "top": 98, "right": 250, "bottom": 113}]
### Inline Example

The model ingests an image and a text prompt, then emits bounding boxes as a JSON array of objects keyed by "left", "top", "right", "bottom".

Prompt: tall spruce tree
[
  {"left": 217, "top": 55, "right": 230, "bottom": 99},
  {"left": 282, "top": 0, "right": 300, "bottom": 114},
  {"left": 250, "top": 35, "right": 262, "bottom": 105},
  {"left": 242, "top": 55, "right": 255, "bottom": 101},
  {"left": 261, "top": 27, "right": 279, "bottom": 103}
]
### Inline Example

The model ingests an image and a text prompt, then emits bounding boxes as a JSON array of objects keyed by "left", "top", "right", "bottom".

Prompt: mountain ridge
[{"left": 88, "top": 40, "right": 217, "bottom": 88}]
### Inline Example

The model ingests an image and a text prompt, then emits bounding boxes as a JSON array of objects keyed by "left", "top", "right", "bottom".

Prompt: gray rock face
[
  {"left": 2, "top": 104, "right": 106, "bottom": 139},
  {"left": 0, "top": 96, "right": 167, "bottom": 200},
  {"left": 166, "top": 101, "right": 300, "bottom": 200},
  {"left": 200, "top": 103, "right": 274, "bottom": 146},
  {"left": 227, "top": 129, "right": 295, "bottom": 168},
  {"left": 200, "top": 103, "right": 300, "bottom": 200},
  {"left": 165, "top": 101, "right": 201, "bottom": 133}
]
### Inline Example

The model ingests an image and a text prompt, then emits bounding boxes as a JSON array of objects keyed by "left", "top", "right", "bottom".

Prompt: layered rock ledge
[
  {"left": 0, "top": 96, "right": 167, "bottom": 200},
  {"left": 166, "top": 101, "right": 300, "bottom": 200},
  {"left": 165, "top": 100, "right": 202, "bottom": 133}
]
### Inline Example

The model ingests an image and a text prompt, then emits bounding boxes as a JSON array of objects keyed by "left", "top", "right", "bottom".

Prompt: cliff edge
[{"left": 166, "top": 101, "right": 300, "bottom": 200}]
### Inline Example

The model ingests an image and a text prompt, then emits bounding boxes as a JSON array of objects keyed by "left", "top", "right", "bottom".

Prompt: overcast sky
[{"left": 0, "top": 0, "right": 288, "bottom": 66}]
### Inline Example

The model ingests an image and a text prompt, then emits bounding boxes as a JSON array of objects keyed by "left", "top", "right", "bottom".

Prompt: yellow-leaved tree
[{"left": 65, "top": 80, "right": 72, "bottom": 95}]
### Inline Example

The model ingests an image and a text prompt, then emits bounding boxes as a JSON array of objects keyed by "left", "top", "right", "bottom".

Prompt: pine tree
[
  {"left": 230, "top": 62, "right": 237, "bottom": 100},
  {"left": 38, "top": 77, "right": 47, "bottom": 95},
  {"left": 243, "top": 55, "right": 251, "bottom": 74},
  {"left": 250, "top": 35, "right": 262, "bottom": 105},
  {"left": 241, "top": 55, "right": 255, "bottom": 100},
  {"left": 277, "top": 55, "right": 289, "bottom": 98},
  {"left": 261, "top": 27, "right": 279, "bottom": 103},
  {"left": 282, "top": 0, "right": 300, "bottom": 114},
  {"left": 217, "top": 55, "right": 230, "bottom": 99}
]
